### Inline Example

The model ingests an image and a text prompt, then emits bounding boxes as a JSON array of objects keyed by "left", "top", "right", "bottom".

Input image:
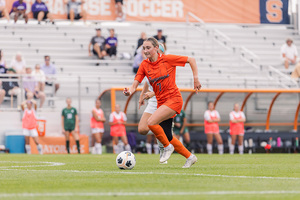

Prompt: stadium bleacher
[{"left": 0, "top": 19, "right": 299, "bottom": 142}]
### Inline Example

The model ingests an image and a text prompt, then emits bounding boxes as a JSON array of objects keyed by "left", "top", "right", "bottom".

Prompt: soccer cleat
[
  {"left": 159, "top": 144, "right": 174, "bottom": 163},
  {"left": 182, "top": 154, "right": 197, "bottom": 168}
]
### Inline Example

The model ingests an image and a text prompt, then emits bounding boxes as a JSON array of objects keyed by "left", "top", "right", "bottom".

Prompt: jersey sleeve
[
  {"left": 229, "top": 112, "right": 234, "bottom": 121},
  {"left": 204, "top": 111, "right": 211, "bottom": 121},
  {"left": 164, "top": 54, "right": 188, "bottom": 67},
  {"left": 134, "top": 62, "right": 146, "bottom": 83},
  {"left": 109, "top": 113, "right": 113, "bottom": 122},
  {"left": 61, "top": 109, "right": 65, "bottom": 117},
  {"left": 241, "top": 112, "right": 246, "bottom": 120},
  {"left": 74, "top": 108, "right": 77, "bottom": 116},
  {"left": 216, "top": 111, "right": 221, "bottom": 120},
  {"left": 181, "top": 110, "right": 186, "bottom": 118},
  {"left": 122, "top": 112, "right": 127, "bottom": 121}
]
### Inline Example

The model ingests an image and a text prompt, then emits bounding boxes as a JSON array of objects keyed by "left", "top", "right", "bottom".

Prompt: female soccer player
[
  {"left": 138, "top": 43, "right": 165, "bottom": 156},
  {"left": 109, "top": 104, "right": 131, "bottom": 154},
  {"left": 229, "top": 103, "right": 246, "bottom": 154},
  {"left": 21, "top": 100, "right": 43, "bottom": 154},
  {"left": 62, "top": 97, "right": 80, "bottom": 154},
  {"left": 90, "top": 99, "right": 106, "bottom": 154},
  {"left": 124, "top": 37, "right": 201, "bottom": 168},
  {"left": 204, "top": 101, "right": 223, "bottom": 154}
]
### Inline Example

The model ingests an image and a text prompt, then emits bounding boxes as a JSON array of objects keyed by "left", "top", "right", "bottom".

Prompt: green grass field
[{"left": 1, "top": 153, "right": 300, "bottom": 200}]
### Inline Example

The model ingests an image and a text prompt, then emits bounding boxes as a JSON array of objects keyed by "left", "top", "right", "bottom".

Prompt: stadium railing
[{"left": 99, "top": 88, "right": 300, "bottom": 132}]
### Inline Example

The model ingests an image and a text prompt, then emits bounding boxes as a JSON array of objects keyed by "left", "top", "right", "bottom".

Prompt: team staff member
[
  {"left": 109, "top": 104, "right": 131, "bottom": 154},
  {"left": 173, "top": 109, "right": 191, "bottom": 150},
  {"left": 124, "top": 37, "right": 201, "bottom": 168},
  {"left": 62, "top": 97, "right": 80, "bottom": 154},
  {"left": 229, "top": 103, "right": 246, "bottom": 155},
  {"left": 22, "top": 100, "right": 43, "bottom": 154},
  {"left": 90, "top": 99, "right": 106, "bottom": 154},
  {"left": 204, "top": 102, "right": 223, "bottom": 154}
]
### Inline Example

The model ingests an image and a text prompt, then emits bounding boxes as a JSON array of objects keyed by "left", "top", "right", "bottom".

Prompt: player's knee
[{"left": 138, "top": 127, "right": 148, "bottom": 135}]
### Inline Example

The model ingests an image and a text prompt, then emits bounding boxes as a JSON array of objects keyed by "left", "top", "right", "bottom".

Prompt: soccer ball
[{"left": 116, "top": 151, "right": 136, "bottom": 170}]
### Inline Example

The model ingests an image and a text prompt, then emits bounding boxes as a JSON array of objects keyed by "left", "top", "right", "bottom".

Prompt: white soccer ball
[{"left": 116, "top": 151, "right": 136, "bottom": 170}]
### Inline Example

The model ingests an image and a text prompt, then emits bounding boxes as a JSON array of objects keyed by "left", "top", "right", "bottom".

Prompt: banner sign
[
  {"left": 5, "top": 0, "right": 289, "bottom": 24},
  {"left": 30, "top": 135, "right": 89, "bottom": 154}
]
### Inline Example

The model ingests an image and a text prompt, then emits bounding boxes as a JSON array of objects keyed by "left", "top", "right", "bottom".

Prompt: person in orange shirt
[
  {"left": 21, "top": 100, "right": 42, "bottom": 154},
  {"left": 109, "top": 104, "right": 131, "bottom": 154},
  {"left": 204, "top": 101, "right": 223, "bottom": 154},
  {"left": 229, "top": 103, "right": 246, "bottom": 154},
  {"left": 90, "top": 99, "right": 106, "bottom": 154},
  {"left": 124, "top": 37, "right": 201, "bottom": 168}
]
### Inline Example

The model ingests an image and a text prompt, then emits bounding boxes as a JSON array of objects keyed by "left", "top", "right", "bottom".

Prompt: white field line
[
  {"left": 0, "top": 191, "right": 300, "bottom": 197},
  {"left": 0, "top": 161, "right": 65, "bottom": 168},
  {"left": 0, "top": 161, "right": 299, "bottom": 181},
  {"left": 1, "top": 168, "right": 300, "bottom": 181}
]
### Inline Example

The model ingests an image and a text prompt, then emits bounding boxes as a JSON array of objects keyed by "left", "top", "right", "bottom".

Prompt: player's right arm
[
  {"left": 124, "top": 62, "right": 145, "bottom": 96},
  {"left": 61, "top": 115, "right": 65, "bottom": 134},
  {"left": 138, "top": 81, "right": 148, "bottom": 109}
]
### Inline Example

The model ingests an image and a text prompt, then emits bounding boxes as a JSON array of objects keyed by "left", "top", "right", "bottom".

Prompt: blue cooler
[{"left": 5, "top": 135, "right": 25, "bottom": 153}]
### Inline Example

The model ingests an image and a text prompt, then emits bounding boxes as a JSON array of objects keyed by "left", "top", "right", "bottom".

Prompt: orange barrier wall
[
  {"left": 99, "top": 88, "right": 300, "bottom": 131},
  {"left": 30, "top": 135, "right": 89, "bottom": 154},
  {"left": 5, "top": 0, "right": 261, "bottom": 23}
]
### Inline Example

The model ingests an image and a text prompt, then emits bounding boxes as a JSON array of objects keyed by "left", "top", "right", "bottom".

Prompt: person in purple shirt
[
  {"left": 10, "top": 0, "right": 28, "bottom": 24},
  {"left": 31, "top": 0, "right": 54, "bottom": 24},
  {"left": 41, "top": 55, "right": 60, "bottom": 93},
  {"left": 105, "top": 29, "right": 118, "bottom": 57}
]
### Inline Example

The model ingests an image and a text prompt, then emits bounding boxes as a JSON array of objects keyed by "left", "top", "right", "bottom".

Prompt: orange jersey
[{"left": 135, "top": 54, "right": 188, "bottom": 109}]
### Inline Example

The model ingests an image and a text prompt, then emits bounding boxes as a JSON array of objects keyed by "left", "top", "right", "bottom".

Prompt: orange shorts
[{"left": 158, "top": 97, "right": 183, "bottom": 115}]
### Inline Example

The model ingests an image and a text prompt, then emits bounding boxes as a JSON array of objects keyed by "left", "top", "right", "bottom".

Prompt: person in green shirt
[
  {"left": 173, "top": 110, "right": 191, "bottom": 150},
  {"left": 61, "top": 97, "right": 80, "bottom": 154}
]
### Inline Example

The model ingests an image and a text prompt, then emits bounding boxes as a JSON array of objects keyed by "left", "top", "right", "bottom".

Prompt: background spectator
[
  {"left": 10, "top": 0, "right": 28, "bottom": 24},
  {"left": 109, "top": 104, "right": 131, "bottom": 154},
  {"left": 134, "top": 32, "right": 146, "bottom": 56},
  {"left": 173, "top": 109, "right": 191, "bottom": 151},
  {"left": 115, "top": 0, "right": 124, "bottom": 21},
  {"left": 10, "top": 52, "right": 26, "bottom": 74},
  {"left": 23, "top": 67, "right": 45, "bottom": 108},
  {"left": 31, "top": 0, "right": 54, "bottom": 25},
  {"left": 132, "top": 45, "right": 144, "bottom": 73},
  {"left": 154, "top": 29, "right": 166, "bottom": 50},
  {"left": 0, "top": 0, "right": 9, "bottom": 22},
  {"left": 32, "top": 64, "right": 46, "bottom": 92},
  {"left": 0, "top": 50, "right": 7, "bottom": 74},
  {"left": 0, "top": 81, "right": 5, "bottom": 106},
  {"left": 88, "top": 28, "right": 106, "bottom": 59},
  {"left": 2, "top": 68, "right": 21, "bottom": 105},
  {"left": 64, "top": 0, "right": 87, "bottom": 24},
  {"left": 105, "top": 29, "right": 118, "bottom": 58},
  {"left": 229, "top": 103, "right": 246, "bottom": 155},
  {"left": 41, "top": 55, "right": 60, "bottom": 93},
  {"left": 281, "top": 38, "right": 298, "bottom": 69},
  {"left": 204, "top": 101, "right": 223, "bottom": 155}
]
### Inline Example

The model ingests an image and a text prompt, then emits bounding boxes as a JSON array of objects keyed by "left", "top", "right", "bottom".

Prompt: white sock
[
  {"left": 218, "top": 144, "right": 224, "bottom": 155},
  {"left": 37, "top": 144, "right": 43, "bottom": 155},
  {"left": 229, "top": 144, "right": 235, "bottom": 154},
  {"left": 113, "top": 145, "right": 119, "bottom": 154},
  {"left": 238, "top": 145, "right": 244, "bottom": 154},
  {"left": 206, "top": 143, "right": 212, "bottom": 154},
  {"left": 125, "top": 144, "right": 131, "bottom": 151},
  {"left": 95, "top": 143, "right": 102, "bottom": 154},
  {"left": 25, "top": 145, "right": 31, "bottom": 154},
  {"left": 153, "top": 144, "right": 159, "bottom": 154},
  {"left": 146, "top": 143, "right": 152, "bottom": 154}
]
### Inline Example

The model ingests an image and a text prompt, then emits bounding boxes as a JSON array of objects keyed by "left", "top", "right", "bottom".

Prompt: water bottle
[{"left": 277, "top": 137, "right": 281, "bottom": 147}]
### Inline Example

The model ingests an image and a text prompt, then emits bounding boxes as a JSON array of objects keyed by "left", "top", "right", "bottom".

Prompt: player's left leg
[
  {"left": 120, "top": 135, "right": 131, "bottom": 152},
  {"left": 24, "top": 135, "right": 31, "bottom": 154},
  {"left": 31, "top": 129, "right": 42, "bottom": 154},
  {"left": 64, "top": 131, "right": 70, "bottom": 154},
  {"left": 214, "top": 133, "right": 223, "bottom": 155},
  {"left": 238, "top": 135, "right": 244, "bottom": 154},
  {"left": 94, "top": 131, "right": 103, "bottom": 154},
  {"left": 182, "top": 129, "right": 191, "bottom": 151},
  {"left": 72, "top": 130, "right": 80, "bottom": 154}
]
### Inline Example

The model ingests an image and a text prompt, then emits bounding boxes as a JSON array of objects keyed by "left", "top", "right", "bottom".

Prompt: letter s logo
[{"left": 266, "top": 0, "right": 283, "bottom": 23}]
